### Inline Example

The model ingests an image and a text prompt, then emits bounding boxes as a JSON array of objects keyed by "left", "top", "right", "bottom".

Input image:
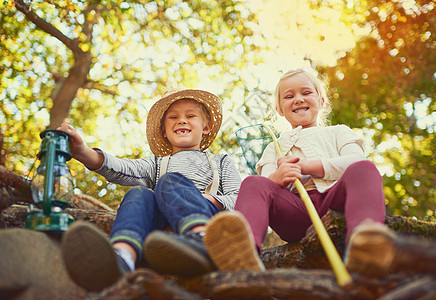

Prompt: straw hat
[{"left": 146, "top": 89, "right": 223, "bottom": 157}]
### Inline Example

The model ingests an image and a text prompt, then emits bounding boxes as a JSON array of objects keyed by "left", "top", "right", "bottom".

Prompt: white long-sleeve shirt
[{"left": 256, "top": 125, "right": 366, "bottom": 193}]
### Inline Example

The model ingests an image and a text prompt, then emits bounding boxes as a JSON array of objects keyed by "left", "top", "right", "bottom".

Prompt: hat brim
[{"left": 146, "top": 89, "right": 223, "bottom": 157}]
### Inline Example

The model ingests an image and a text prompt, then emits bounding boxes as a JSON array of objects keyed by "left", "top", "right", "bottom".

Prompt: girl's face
[{"left": 278, "top": 73, "right": 323, "bottom": 129}]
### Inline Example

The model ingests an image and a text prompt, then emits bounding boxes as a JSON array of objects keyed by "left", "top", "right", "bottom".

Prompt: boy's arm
[
  {"left": 202, "top": 194, "right": 223, "bottom": 209},
  {"left": 93, "top": 151, "right": 157, "bottom": 187},
  {"left": 209, "top": 154, "right": 241, "bottom": 210},
  {"left": 59, "top": 123, "right": 156, "bottom": 187},
  {"left": 59, "top": 123, "right": 104, "bottom": 170}
]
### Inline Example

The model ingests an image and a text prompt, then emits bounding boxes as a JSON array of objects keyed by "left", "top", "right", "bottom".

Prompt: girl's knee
[
  {"left": 240, "top": 175, "right": 271, "bottom": 190},
  {"left": 237, "top": 175, "right": 273, "bottom": 207},
  {"left": 348, "top": 160, "right": 379, "bottom": 174}
]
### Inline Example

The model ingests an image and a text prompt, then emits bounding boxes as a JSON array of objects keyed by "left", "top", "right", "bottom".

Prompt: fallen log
[
  {"left": 0, "top": 166, "right": 113, "bottom": 212},
  {"left": 2, "top": 205, "right": 436, "bottom": 269},
  {"left": 0, "top": 204, "right": 116, "bottom": 234},
  {"left": 0, "top": 166, "right": 33, "bottom": 211},
  {"left": 85, "top": 269, "right": 202, "bottom": 300},
  {"left": 261, "top": 210, "right": 436, "bottom": 270}
]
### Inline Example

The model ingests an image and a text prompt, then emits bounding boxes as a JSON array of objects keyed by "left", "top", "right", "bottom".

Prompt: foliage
[
  {"left": 1, "top": 0, "right": 260, "bottom": 203},
  {"left": 319, "top": 0, "right": 435, "bottom": 220}
]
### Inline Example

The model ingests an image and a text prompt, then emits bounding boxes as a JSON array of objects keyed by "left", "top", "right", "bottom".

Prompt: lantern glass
[
  {"left": 26, "top": 129, "right": 75, "bottom": 233},
  {"left": 31, "top": 164, "right": 74, "bottom": 207}
]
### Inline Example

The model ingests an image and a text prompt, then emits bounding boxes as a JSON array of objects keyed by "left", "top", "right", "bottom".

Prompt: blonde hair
[{"left": 274, "top": 68, "right": 331, "bottom": 127}]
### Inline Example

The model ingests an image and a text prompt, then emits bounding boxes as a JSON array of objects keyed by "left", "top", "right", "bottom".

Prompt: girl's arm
[
  {"left": 322, "top": 143, "right": 366, "bottom": 180},
  {"left": 59, "top": 123, "right": 104, "bottom": 170}
]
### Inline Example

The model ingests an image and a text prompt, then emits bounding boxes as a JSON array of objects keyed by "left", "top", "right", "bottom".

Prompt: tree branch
[{"left": 13, "top": 0, "right": 79, "bottom": 51}]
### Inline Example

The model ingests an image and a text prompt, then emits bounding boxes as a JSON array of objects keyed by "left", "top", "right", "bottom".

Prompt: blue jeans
[{"left": 109, "top": 172, "right": 221, "bottom": 261}]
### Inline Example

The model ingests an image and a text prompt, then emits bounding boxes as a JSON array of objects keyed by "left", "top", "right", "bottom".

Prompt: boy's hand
[
  {"left": 57, "top": 122, "right": 104, "bottom": 170},
  {"left": 269, "top": 156, "right": 302, "bottom": 187},
  {"left": 202, "top": 194, "right": 224, "bottom": 210},
  {"left": 58, "top": 122, "right": 86, "bottom": 159}
]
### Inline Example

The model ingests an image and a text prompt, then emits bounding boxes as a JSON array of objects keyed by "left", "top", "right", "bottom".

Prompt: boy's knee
[
  {"left": 156, "top": 172, "right": 189, "bottom": 190},
  {"left": 123, "top": 186, "right": 154, "bottom": 202},
  {"left": 158, "top": 172, "right": 183, "bottom": 183}
]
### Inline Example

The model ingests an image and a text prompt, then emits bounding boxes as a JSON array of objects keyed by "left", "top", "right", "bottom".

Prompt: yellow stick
[{"left": 262, "top": 123, "right": 352, "bottom": 287}]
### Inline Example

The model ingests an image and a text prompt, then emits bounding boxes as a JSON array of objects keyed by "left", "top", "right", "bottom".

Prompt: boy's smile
[
  {"left": 174, "top": 128, "right": 191, "bottom": 135},
  {"left": 163, "top": 100, "right": 211, "bottom": 154}
]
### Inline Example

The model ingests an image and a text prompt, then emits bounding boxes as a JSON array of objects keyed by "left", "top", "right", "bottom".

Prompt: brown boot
[
  {"left": 344, "top": 221, "right": 396, "bottom": 277},
  {"left": 204, "top": 211, "right": 265, "bottom": 272}
]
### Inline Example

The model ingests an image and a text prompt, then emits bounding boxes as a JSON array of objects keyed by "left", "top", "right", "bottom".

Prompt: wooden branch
[
  {"left": 13, "top": 0, "right": 94, "bottom": 128},
  {"left": 178, "top": 268, "right": 413, "bottom": 300},
  {"left": 377, "top": 276, "right": 436, "bottom": 300},
  {"left": 13, "top": 0, "right": 79, "bottom": 50},
  {"left": 86, "top": 269, "right": 202, "bottom": 300},
  {"left": 0, "top": 166, "right": 32, "bottom": 211},
  {"left": 0, "top": 205, "right": 116, "bottom": 234},
  {"left": 72, "top": 194, "right": 115, "bottom": 212},
  {"left": 82, "top": 80, "right": 119, "bottom": 96}
]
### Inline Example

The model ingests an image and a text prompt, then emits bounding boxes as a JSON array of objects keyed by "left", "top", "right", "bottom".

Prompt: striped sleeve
[{"left": 93, "top": 149, "right": 157, "bottom": 188}]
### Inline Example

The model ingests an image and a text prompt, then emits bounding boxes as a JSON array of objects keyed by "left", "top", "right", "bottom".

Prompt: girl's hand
[
  {"left": 269, "top": 156, "right": 302, "bottom": 187},
  {"left": 278, "top": 156, "right": 325, "bottom": 178}
]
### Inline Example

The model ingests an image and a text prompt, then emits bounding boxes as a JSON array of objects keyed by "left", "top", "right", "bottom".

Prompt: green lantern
[{"left": 26, "top": 129, "right": 75, "bottom": 233}]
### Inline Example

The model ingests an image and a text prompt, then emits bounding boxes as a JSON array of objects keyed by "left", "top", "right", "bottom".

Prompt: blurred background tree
[
  {"left": 1, "top": 0, "right": 434, "bottom": 219},
  {"left": 320, "top": 0, "right": 435, "bottom": 219},
  {"left": 1, "top": 0, "right": 260, "bottom": 207}
]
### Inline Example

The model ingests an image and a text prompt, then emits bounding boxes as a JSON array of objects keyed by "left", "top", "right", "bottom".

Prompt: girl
[{"left": 204, "top": 68, "right": 393, "bottom": 277}]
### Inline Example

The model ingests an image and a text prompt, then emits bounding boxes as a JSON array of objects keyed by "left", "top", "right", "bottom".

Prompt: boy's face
[
  {"left": 163, "top": 100, "right": 212, "bottom": 154},
  {"left": 278, "top": 73, "right": 323, "bottom": 129}
]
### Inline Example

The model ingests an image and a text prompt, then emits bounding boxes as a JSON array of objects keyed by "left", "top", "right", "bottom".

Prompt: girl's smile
[{"left": 278, "top": 73, "right": 324, "bottom": 129}]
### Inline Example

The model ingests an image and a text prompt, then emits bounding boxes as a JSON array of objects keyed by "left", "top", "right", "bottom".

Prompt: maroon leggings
[{"left": 234, "top": 160, "right": 386, "bottom": 252}]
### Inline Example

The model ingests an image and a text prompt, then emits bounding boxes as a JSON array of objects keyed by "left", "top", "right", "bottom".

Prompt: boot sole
[
  {"left": 61, "top": 221, "right": 121, "bottom": 291},
  {"left": 144, "top": 231, "right": 214, "bottom": 277},
  {"left": 204, "top": 211, "right": 265, "bottom": 271}
]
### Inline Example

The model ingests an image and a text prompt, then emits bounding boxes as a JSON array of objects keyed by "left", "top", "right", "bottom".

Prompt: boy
[{"left": 60, "top": 89, "right": 241, "bottom": 291}]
